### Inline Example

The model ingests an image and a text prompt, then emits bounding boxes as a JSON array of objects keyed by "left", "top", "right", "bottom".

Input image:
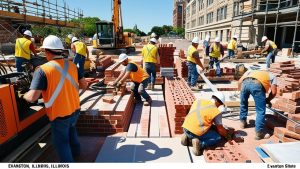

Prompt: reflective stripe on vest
[
  {"left": 44, "top": 60, "right": 79, "bottom": 108},
  {"left": 187, "top": 45, "right": 197, "bottom": 63},
  {"left": 74, "top": 41, "right": 87, "bottom": 56},
  {"left": 143, "top": 44, "right": 158, "bottom": 63},
  {"left": 210, "top": 43, "right": 221, "bottom": 58},
  {"left": 15, "top": 38, "right": 31, "bottom": 60}
]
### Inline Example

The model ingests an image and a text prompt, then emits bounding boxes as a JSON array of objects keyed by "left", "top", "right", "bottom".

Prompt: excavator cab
[{"left": 95, "top": 21, "right": 115, "bottom": 48}]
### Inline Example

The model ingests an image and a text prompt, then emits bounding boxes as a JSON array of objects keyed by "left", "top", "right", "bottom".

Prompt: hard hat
[
  {"left": 215, "top": 37, "right": 220, "bottom": 43},
  {"left": 192, "top": 37, "right": 199, "bottom": 44},
  {"left": 205, "top": 35, "right": 210, "bottom": 41},
  {"left": 150, "top": 32, "right": 157, "bottom": 38},
  {"left": 233, "top": 35, "right": 238, "bottom": 39},
  {"left": 23, "top": 30, "right": 32, "bottom": 37},
  {"left": 41, "top": 35, "right": 64, "bottom": 50},
  {"left": 118, "top": 53, "right": 128, "bottom": 63},
  {"left": 67, "top": 34, "right": 74, "bottom": 39},
  {"left": 261, "top": 36, "right": 268, "bottom": 42},
  {"left": 212, "top": 92, "right": 225, "bottom": 105},
  {"left": 72, "top": 37, "right": 79, "bottom": 43},
  {"left": 150, "top": 38, "right": 157, "bottom": 44}
]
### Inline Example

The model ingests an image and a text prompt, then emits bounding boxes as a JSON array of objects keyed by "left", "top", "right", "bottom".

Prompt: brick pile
[
  {"left": 76, "top": 93, "right": 134, "bottom": 135},
  {"left": 104, "top": 61, "right": 124, "bottom": 84},
  {"left": 175, "top": 57, "right": 188, "bottom": 78},
  {"left": 165, "top": 77, "right": 196, "bottom": 136},
  {"left": 96, "top": 55, "right": 113, "bottom": 69},
  {"left": 159, "top": 44, "right": 176, "bottom": 67}
]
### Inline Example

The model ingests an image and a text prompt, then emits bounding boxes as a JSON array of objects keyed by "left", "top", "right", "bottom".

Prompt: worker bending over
[
  {"left": 209, "top": 37, "right": 224, "bottom": 77},
  {"left": 238, "top": 69, "right": 277, "bottom": 140},
  {"left": 24, "top": 35, "right": 88, "bottom": 162},
  {"left": 109, "top": 54, "right": 152, "bottom": 106},
  {"left": 187, "top": 37, "right": 205, "bottom": 91},
  {"left": 181, "top": 92, "right": 234, "bottom": 156},
  {"left": 261, "top": 36, "right": 278, "bottom": 68},
  {"left": 203, "top": 35, "right": 210, "bottom": 58},
  {"left": 227, "top": 35, "right": 238, "bottom": 58},
  {"left": 71, "top": 37, "right": 89, "bottom": 76},
  {"left": 15, "top": 30, "right": 38, "bottom": 72},
  {"left": 142, "top": 38, "right": 160, "bottom": 90}
]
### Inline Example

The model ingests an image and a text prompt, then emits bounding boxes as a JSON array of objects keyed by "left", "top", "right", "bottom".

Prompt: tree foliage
[
  {"left": 71, "top": 17, "right": 100, "bottom": 36},
  {"left": 148, "top": 25, "right": 185, "bottom": 37},
  {"left": 124, "top": 27, "right": 146, "bottom": 36}
]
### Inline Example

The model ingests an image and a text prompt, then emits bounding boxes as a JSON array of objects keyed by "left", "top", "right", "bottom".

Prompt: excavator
[{"left": 92, "top": 0, "right": 135, "bottom": 55}]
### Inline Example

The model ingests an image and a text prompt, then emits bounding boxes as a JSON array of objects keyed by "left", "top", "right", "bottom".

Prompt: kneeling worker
[
  {"left": 24, "top": 35, "right": 88, "bottom": 162},
  {"left": 238, "top": 69, "right": 277, "bottom": 140},
  {"left": 108, "top": 54, "right": 152, "bottom": 106},
  {"left": 181, "top": 92, "right": 234, "bottom": 156}
]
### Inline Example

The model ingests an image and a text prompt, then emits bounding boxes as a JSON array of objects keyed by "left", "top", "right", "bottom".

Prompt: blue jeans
[
  {"left": 209, "top": 57, "right": 221, "bottom": 77},
  {"left": 131, "top": 78, "right": 150, "bottom": 101},
  {"left": 15, "top": 57, "right": 29, "bottom": 72},
  {"left": 183, "top": 128, "right": 222, "bottom": 148},
  {"left": 266, "top": 52, "right": 275, "bottom": 68},
  {"left": 51, "top": 110, "right": 81, "bottom": 162},
  {"left": 240, "top": 78, "right": 266, "bottom": 133},
  {"left": 228, "top": 49, "right": 235, "bottom": 58},
  {"left": 73, "top": 54, "right": 85, "bottom": 77},
  {"left": 187, "top": 61, "right": 199, "bottom": 87},
  {"left": 145, "top": 62, "right": 156, "bottom": 85}
]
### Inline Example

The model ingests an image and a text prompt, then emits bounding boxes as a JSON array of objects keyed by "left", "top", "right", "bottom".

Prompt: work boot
[
  {"left": 192, "top": 138, "right": 201, "bottom": 156},
  {"left": 143, "top": 97, "right": 152, "bottom": 106},
  {"left": 191, "top": 86, "right": 200, "bottom": 91},
  {"left": 240, "top": 120, "right": 247, "bottom": 129},
  {"left": 181, "top": 134, "right": 188, "bottom": 146},
  {"left": 255, "top": 132, "right": 271, "bottom": 140}
]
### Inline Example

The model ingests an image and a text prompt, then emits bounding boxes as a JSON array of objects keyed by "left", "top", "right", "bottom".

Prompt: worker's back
[{"left": 15, "top": 37, "right": 32, "bottom": 59}]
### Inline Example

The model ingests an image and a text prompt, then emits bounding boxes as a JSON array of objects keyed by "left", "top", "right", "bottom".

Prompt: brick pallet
[
  {"left": 175, "top": 57, "right": 188, "bottom": 78},
  {"left": 165, "top": 77, "right": 195, "bottom": 136},
  {"left": 159, "top": 44, "right": 176, "bottom": 67}
]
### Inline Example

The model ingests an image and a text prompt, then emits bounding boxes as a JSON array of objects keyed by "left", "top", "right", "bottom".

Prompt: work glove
[{"left": 225, "top": 128, "right": 235, "bottom": 140}]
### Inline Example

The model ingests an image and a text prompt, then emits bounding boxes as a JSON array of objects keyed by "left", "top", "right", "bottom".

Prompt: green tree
[
  {"left": 173, "top": 27, "right": 185, "bottom": 37},
  {"left": 71, "top": 17, "right": 100, "bottom": 37},
  {"left": 150, "top": 26, "right": 164, "bottom": 36}
]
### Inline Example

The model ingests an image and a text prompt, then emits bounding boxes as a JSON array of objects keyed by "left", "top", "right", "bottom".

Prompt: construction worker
[
  {"left": 15, "top": 30, "right": 38, "bottom": 72},
  {"left": 187, "top": 37, "right": 205, "bottom": 91},
  {"left": 227, "top": 35, "right": 238, "bottom": 58},
  {"left": 261, "top": 36, "right": 278, "bottom": 68},
  {"left": 23, "top": 35, "right": 88, "bottom": 162},
  {"left": 203, "top": 35, "right": 210, "bottom": 57},
  {"left": 71, "top": 37, "right": 89, "bottom": 76},
  {"left": 209, "top": 37, "right": 224, "bottom": 77},
  {"left": 181, "top": 92, "right": 234, "bottom": 156},
  {"left": 238, "top": 69, "right": 277, "bottom": 140},
  {"left": 108, "top": 54, "right": 152, "bottom": 106},
  {"left": 142, "top": 38, "right": 160, "bottom": 90},
  {"left": 150, "top": 32, "right": 160, "bottom": 46},
  {"left": 65, "top": 34, "right": 73, "bottom": 49}
]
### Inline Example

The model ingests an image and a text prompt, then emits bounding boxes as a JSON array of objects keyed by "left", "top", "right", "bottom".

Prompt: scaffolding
[{"left": 235, "top": 0, "right": 300, "bottom": 57}]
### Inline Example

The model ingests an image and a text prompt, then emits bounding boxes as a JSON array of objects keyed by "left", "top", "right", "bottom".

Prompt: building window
[
  {"left": 206, "top": 12, "right": 213, "bottom": 24},
  {"left": 207, "top": 0, "right": 213, "bottom": 7},
  {"left": 187, "top": 6, "right": 190, "bottom": 17},
  {"left": 192, "top": 19, "right": 196, "bottom": 28},
  {"left": 198, "top": 15, "right": 204, "bottom": 26},
  {"left": 217, "top": 6, "right": 227, "bottom": 21},
  {"left": 192, "top": 1, "right": 196, "bottom": 15},
  {"left": 226, "top": 29, "right": 230, "bottom": 41},
  {"left": 198, "top": 0, "right": 204, "bottom": 10},
  {"left": 220, "top": 30, "right": 223, "bottom": 41},
  {"left": 178, "top": 5, "right": 183, "bottom": 14},
  {"left": 233, "top": 2, "right": 240, "bottom": 16}
]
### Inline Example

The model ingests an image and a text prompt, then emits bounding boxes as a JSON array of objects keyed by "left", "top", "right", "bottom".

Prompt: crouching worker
[
  {"left": 108, "top": 54, "right": 152, "bottom": 106},
  {"left": 181, "top": 92, "right": 234, "bottom": 156}
]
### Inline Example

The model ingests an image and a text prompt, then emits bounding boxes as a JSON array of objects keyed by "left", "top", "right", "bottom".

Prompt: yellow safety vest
[
  {"left": 187, "top": 45, "right": 198, "bottom": 64},
  {"left": 15, "top": 38, "right": 32, "bottom": 60},
  {"left": 182, "top": 99, "right": 221, "bottom": 136},
  {"left": 74, "top": 41, "right": 87, "bottom": 56},
  {"left": 142, "top": 44, "right": 158, "bottom": 63},
  {"left": 210, "top": 43, "right": 221, "bottom": 58},
  {"left": 243, "top": 70, "right": 271, "bottom": 93},
  {"left": 128, "top": 61, "right": 149, "bottom": 83},
  {"left": 267, "top": 40, "right": 277, "bottom": 51},
  {"left": 227, "top": 39, "right": 237, "bottom": 50}
]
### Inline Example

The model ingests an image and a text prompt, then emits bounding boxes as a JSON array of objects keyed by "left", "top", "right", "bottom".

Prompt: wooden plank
[
  {"left": 157, "top": 95, "right": 171, "bottom": 138},
  {"left": 126, "top": 104, "right": 143, "bottom": 138},
  {"left": 136, "top": 104, "right": 151, "bottom": 138}
]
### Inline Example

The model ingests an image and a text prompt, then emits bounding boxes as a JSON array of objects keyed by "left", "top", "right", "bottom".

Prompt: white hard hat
[
  {"left": 212, "top": 92, "right": 225, "bottom": 105},
  {"left": 72, "top": 37, "right": 79, "bottom": 43},
  {"left": 192, "top": 37, "right": 199, "bottom": 43},
  {"left": 150, "top": 38, "right": 157, "bottom": 44},
  {"left": 41, "top": 35, "right": 64, "bottom": 50},
  {"left": 261, "top": 36, "right": 268, "bottom": 42},
  {"left": 215, "top": 37, "right": 220, "bottom": 43},
  {"left": 23, "top": 30, "right": 32, "bottom": 37},
  {"left": 150, "top": 32, "right": 157, "bottom": 38},
  {"left": 67, "top": 34, "right": 74, "bottom": 39},
  {"left": 233, "top": 35, "right": 238, "bottom": 39},
  {"left": 118, "top": 53, "right": 128, "bottom": 63}
]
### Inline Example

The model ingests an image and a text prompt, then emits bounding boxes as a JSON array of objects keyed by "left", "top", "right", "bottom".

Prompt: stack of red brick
[
  {"left": 165, "top": 77, "right": 195, "bottom": 136},
  {"left": 175, "top": 57, "right": 188, "bottom": 78},
  {"left": 274, "top": 114, "right": 300, "bottom": 142},
  {"left": 159, "top": 44, "right": 176, "bottom": 67},
  {"left": 76, "top": 94, "right": 134, "bottom": 135},
  {"left": 104, "top": 61, "right": 125, "bottom": 84}
]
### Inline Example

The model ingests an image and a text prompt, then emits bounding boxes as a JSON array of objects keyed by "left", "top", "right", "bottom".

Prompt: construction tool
[
  {"left": 196, "top": 65, "right": 218, "bottom": 92},
  {"left": 267, "top": 106, "right": 300, "bottom": 126}
]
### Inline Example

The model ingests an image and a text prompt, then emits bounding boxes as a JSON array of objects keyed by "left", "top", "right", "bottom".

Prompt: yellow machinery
[{"left": 92, "top": 0, "right": 135, "bottom": 54}]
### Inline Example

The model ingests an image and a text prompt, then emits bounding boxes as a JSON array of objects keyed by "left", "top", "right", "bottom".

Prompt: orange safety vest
[
  {"left": 15, "top": 37, "right": 32, "bottom": 60},
  {"left": 128, "top": 61, "right": 149, "bottom": 83},
  {"left": 242, "top": 70, "right": 271, "bottom": 93},
  {"left": 40, "top": 59, "right": 80, "bottom": 121},
  {"left": 182, "top": 99, "right": 221, "bottom": 136}
]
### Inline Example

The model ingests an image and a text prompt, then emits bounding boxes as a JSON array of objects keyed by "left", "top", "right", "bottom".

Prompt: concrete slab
[{"left": 95, "top": 137, "right": 191, "bottom": 163}]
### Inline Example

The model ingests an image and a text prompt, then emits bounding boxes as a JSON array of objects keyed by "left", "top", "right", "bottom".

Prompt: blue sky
[{"left": 64, "top": 0, "right": 173, "bottom": 33}]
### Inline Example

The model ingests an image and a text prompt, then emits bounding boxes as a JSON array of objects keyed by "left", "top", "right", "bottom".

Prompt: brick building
[{"left": 173, "top": 0, "right": 186, "bottom": 28}]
